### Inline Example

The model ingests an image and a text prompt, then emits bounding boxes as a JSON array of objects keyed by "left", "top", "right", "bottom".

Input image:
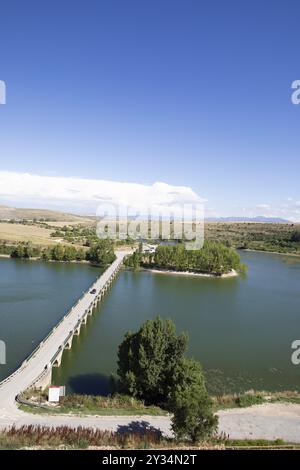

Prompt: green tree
[
  {"left": 11, "top": 244, "right": 25, "bottom": 258},
  {"left": 23, "top": 242, "right": 34, "bottom": 258},
  {"left": 51, "top": 244, "right": 65, "bottom": 261},
  {"left": 87, "top": 239, "right": 116, "bottom": 265},
  {"left": 76, "top": 248, "right": 86, "bottom": 261},
  {"left": 63, "top": 246, "right": 77, "bottom": 261},
  {"left": 0, "top": 243, "right": 14, "bottom": 256},
  {"left": 42, "top": 246, "right": 52, "bottom": 261},
  {"left": 152, "top": 241, "right": 245, "bottom": 275},
  {"left": 124, "top": 251, "right": 142, "bottom": 269},
  {"left": 291, "top": 230, "right": 300, "bottom": 243},
  {"left": 170, "top": 358, "right": 218, "bottom": 443},
  {"left": 117, "top": 317, "right": 188, "bottom": 404}
]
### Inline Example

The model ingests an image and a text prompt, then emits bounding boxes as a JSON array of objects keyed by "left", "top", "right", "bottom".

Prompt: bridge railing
[{"left": 0, "top": 255, "right": 126, "bottom": 390}]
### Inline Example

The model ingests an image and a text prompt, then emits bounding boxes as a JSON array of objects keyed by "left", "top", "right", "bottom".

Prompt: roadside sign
[{"left": 48, "top": 386, "right": 60, "bottom": 402}]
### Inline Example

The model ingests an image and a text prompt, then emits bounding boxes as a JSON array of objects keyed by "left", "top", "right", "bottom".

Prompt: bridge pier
[
  {"left": 74, "top": 323, "right": 81, "bottom": 335},
  {"left": 52, "top": 349, "right": 64, "bottom": 368},
  {"left": 64, "top": 334, "right": 74, "bottom": 350}
]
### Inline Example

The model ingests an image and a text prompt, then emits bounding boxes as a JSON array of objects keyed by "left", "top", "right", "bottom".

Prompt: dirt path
[
  {"left": 218, "top": 403, "right": 300, "bottom": 442},
  {"left": 1, "top": 403, "right": 300, "bottom": 443}
]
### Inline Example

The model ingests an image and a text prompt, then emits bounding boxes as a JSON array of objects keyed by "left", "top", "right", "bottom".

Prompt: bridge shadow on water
[{"left": 68, "top": 373, "right": 114, "bottom": 396}]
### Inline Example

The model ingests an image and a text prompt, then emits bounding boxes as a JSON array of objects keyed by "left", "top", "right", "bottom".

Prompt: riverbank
[
  {"left": 242, "top": 248, "right": 300, "bottom": 258},
  {"left": 19, "top": 389, "right": 300, "bottom": 417},
  {"left": 0, "top": 253, "right": 105, "bottom": 267},
  {"left": 142, "top": 266, "right": 238, "bottom": 278},
  {"left": 18, "top": 390, "right": 168, "bottom": 417}
]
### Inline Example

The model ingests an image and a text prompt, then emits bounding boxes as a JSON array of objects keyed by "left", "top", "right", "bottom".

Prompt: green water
[
  {"left": 1, "top": 253, "right": 300, "bottom": 394},
  {"left": 0, "top": 258, "right": 101, "bottom": 382},
  {"left": 52, "top": 251, "right": 300, "bottom": 395}
]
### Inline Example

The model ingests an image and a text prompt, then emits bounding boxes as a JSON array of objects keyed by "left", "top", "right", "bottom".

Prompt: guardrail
[{"left": 15, "top": 394, "right": 50, "bottom": 410}]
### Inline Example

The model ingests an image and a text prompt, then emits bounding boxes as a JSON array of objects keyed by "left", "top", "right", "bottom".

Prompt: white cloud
[
  {"left": 0, "top": 171, "right": 205, "bottom": 217},
  {"left": 256, "top": 203, "right": 271, "bottom": 210},
  {"left": 1, "top": 171, "right": 298, "bottom": 222}
]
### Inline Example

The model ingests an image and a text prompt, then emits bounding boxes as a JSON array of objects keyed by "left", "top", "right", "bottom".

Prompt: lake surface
[
  {"left": 0, "top": 252, "right": 299, "bottom": 394},
  {"left": 52, "top": 251, "right": 300, "bottom": 395},
  {"left": 0, "top": 258, "right": 101, "bottom": 382}
]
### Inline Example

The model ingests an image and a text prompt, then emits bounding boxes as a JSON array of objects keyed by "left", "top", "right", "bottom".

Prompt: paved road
[
  {"left": 1, "top": 403, "right": 300, "bottom": 443},
  {"left": 0, "top": 250, "right": 130, "bottom": 419}
]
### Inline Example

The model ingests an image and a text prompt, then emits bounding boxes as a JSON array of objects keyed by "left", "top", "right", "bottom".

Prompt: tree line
[
  {"left": 0, "top": 239, "right": 116, "bottom": 266},
  {"left": 125, "top": 240, "right": 246, "bottom": 275}
]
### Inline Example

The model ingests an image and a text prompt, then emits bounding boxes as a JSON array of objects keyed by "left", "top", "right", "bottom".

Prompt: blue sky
[{"left": 0, "top": 1, "right": 300, "bottom": 219}]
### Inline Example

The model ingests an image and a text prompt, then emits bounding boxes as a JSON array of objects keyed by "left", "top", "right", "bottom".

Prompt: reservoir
[
  {"left": 0, "top": 258, "right": 101, "bottom": 382},
  {"left": 0, "top": 252, "right": 299, "bottom": 394}
]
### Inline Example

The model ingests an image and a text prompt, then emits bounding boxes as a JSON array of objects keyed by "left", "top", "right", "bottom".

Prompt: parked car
[{"left": 90, "top": 288, "right": 97, "bottom": 294}]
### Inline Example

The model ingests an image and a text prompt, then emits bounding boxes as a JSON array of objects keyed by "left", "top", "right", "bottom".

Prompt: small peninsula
[{"left": 124, "top": 241, "right": 247, "bottom": 277}]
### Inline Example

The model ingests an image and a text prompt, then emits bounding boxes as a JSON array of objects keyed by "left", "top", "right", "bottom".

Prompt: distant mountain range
[
  {"left": 0, "top": 205, "right": 292, "bottom": 224},
  {"left": 205, "top": 216, "right": 291, "bottom": 223}
]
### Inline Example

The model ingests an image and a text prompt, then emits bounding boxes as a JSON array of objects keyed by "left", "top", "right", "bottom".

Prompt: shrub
[{"left": 117, "top": 317, "right": 188, "bottom": 404}]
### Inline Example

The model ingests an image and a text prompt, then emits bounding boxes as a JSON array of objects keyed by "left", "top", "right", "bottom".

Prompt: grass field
[
  {"left": 19, "top": 391, "right": 168, "bottom": 416},
  {"left": 0, "top": 222, "right": 87, "bottom": 248},
  {"left": 19, "top": 403, "right": 167, "bottom": 416},
  {"left": 0, "top": 222, "right": 57, "bottom": 245},
  {"left": 49, "top": 220, "right": 94, "bottom": 227},
  {"left": 0, "top": 205, "right": 93, "bottom": 222}
]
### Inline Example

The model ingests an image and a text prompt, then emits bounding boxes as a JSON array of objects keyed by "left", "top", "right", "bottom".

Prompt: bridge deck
[{"left": 0, "top": 250, "right": 130, "bottom": 415}]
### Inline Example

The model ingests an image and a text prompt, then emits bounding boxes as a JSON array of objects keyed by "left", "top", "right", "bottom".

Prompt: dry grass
[
  {"left": 0, "top": 222, "right": 87, "bottom": 248},
  {"left": 0, "top": 425, "right": 296, "bottom": 450},
  {"left": 0, "top": 205, "right": 93, "bottom": 222},
  {"left": 49, "top": 220, "right": 94, "bottom": 227},
  {"left": 0, "top": 425, "right": 165, "bottom": 450},
  {"left": 0, "top": 222, "right": 56, "bottom": 245},
  {"left": 213, "top": 390, "right": 300, "bottom": 410}
]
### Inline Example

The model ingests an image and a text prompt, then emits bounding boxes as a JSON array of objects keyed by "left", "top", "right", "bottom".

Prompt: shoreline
[
  {"left": 0, "top": 253, "right": 103, "bottom": 267},
  {"left": 142, "top": 266, "right": 238, "bottom": 278},
  {"left": 242, "top": 248, "right": 300, "bottom": 258}
]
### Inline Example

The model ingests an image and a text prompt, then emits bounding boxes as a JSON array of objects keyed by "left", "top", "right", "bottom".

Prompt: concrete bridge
[{"left": 0, "top": 250, "right": 131, "bottom": 416}]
